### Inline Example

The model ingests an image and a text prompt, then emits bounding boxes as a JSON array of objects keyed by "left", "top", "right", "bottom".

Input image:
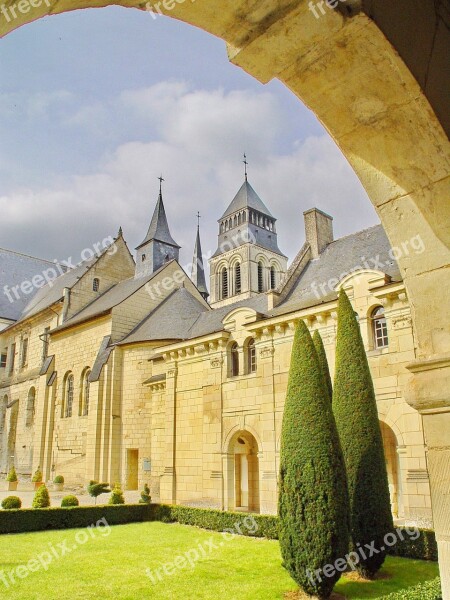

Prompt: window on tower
[
  {"left": 270, "top": 266, "right": 276, "bottom": 290},
  {"left": 235, "top": 263, "right": 241, "bottom": 295},
  {"left": 221, "top": 268, "right": 229, "bottom": 299},
  {"left": 258, "top": 262, "right": 264, "bottom": 293},
  {"left": 93, "top": 278, "right": 100, "bottom": 292}
]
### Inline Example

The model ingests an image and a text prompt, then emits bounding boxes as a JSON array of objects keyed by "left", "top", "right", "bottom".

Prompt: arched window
[
  {"left": 221, "top": 268, "right": 229, "bottom": 299},
  {"left": 372, "top": 306, "right": 388, "bottom": 349},
  {"left": 26, "top": 387, "right": 36, "bottom": 427},
  {"left": 234, "top": 215, "right": 238, "bottom": 227},
  {"left": 93, "top": 278, "right": 100, "bottom": 292},
  {"left": 63, "top": 374, "right": 74, "bottom": 418},
  {"left": 247, "top": 339, "right": 256, "bottom": 374},
  {"left": 235, "top": 263, "right": 242, "bottom": 295},
  {"left": 238, "top": 213, "right": 241, "bottom": 225},
  {"left": 257, "top": 262, "right": 264, "bottom": 293},
  {"left": 82, "top": 370, "right": 91, "bottom": 416},
  {"left": 230, "top": 343, "right": 239, "bottom": 377},
  {"left": 270, "top": 266, "right": 276, "bottom": 290},
  {"left": 141, "top": 254, "right": 146, "bottom": 262}
]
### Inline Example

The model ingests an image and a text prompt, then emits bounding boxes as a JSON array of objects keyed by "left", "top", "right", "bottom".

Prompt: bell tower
[{"left": 209, "top": 163, "right": 287, "bottom": 307}]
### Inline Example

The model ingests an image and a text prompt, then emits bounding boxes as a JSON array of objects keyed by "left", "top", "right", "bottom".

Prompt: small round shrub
[
  {"left": 139, "top": 483, "right": 151, "bottom": 504},
  {"left": 109, "top": 483, "right": 125, "bottom": 505},
  {"left": 61, "top": 495, "right": 79, "bottom": 507},
  {"left": 53, "top": 475, "right": 64, "bottom": 484},
  {"left": 6, "top": 466, "right": 18, "bottom": 482},
  {"left": 32, "top": 484, "right": 50, "bottom": 508},
  {"left": 32, "top": 467, "right": 43, "bottom": 483},
  {"left": 1, "top": 496, "right": 22, "bottom": 510}
]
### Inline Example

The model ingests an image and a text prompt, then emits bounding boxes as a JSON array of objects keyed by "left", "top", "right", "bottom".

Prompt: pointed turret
[
  {"left": 191, "top": 215, "right": 209, "bottom": 301},
  {"left": 135, "top": 177, "right": 180, "bottom": 279}
]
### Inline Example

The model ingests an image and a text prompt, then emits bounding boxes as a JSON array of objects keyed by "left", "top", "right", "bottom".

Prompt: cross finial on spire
[
  {"left": 158, "top": 174, "right": 165, "bottom": 196},
  {"left": 197, "top": 211, "right": 201, "bottom": 229},
  {"left": 243, "top": 153, "right": 249, "bottom": 181}
]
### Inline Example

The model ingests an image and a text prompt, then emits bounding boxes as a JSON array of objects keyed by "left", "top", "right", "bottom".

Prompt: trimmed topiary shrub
[
  {"left": 53, "top": 475, "right": 64, "bottom": 484},
  {"left": 32, "top": 484, "right": 51, "bottom": 508},
  {"left": 278, "top": 319, "right": 350, "bottom": 599},
  {"left": 109, "top": 484, "right": 125, "bottom": 505},
  {"left": 6, "top": 466, "right": 18, "bottom": 482},
  {"left": 139, "top": 483, "right": 151, "bottom": 504},
  {"left": 379, "top": 576, "right": 441, "bottom": 599},
  {"left": 32, "top": 467, "right": 43, "bottom": 483},
  {"left": 313, "top": 329, "right": 333, "bottom": 401},
  {"left": 333, "top": 289, "right": 393, "bottom": 578},
  {"left": 1, "top": 496, "right": 22, "bottom": 510},
  {"left": 87, "top": 481, "right": 110, "bottom": 504},
  {"left": 61, "top": 495, "right": 79, "bottom": 507}
]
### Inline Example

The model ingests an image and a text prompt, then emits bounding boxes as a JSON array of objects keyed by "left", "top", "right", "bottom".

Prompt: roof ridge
[
  {"left": 0, "top": 247, "right": 58, "bottom": 265},
  {"left": 327, "top": 223, "right": 382, "bottom": 246}
]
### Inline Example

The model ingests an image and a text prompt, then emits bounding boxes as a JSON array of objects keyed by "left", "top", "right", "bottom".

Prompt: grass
[{"left": 0, "top": 522, "right": 439, "bottom": 599}]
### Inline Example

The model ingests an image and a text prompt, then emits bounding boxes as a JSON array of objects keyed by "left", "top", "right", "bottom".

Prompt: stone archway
[
  {"left": 226, "top": 430, "right": 260, "bottom": 513},
  {"left": 1, "top": 2, "right": 449, "bottom": 592},
  {"left": 380, "top": 421, "right": 404, "bottom": 520}
]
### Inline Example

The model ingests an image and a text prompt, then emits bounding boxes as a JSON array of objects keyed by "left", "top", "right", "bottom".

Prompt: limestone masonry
[{"left": 0, "top": 178, "right": 432, "bottom": 524}]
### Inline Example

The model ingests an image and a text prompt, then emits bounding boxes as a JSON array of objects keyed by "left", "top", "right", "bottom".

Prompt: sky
[{"left": 0, "top": 5, "right": 379, "bottom": 274}]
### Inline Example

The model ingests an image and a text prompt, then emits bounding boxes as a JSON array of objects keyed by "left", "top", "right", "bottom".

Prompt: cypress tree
[
  {"left": 313, "top": 330, "right": 333, "bottom": 401},
  {"left": 333, "top": 290, "right": 393, "bottom": 578},
  {"left": 279, "top": 320, "right": 350, "bottom": 599}
]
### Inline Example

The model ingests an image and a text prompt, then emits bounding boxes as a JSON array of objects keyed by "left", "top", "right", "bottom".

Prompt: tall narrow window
[
  {"left": 270, "top": 266, "right": 276, "bottom": 290},
  {"left": 9, "top": 343, "right": 15, "bottom": 375},
  {"left": 26, "top": 388, "right": 36, "bottom": 427},
  {"left": 372, "top": 307, "right": 388, "bottom": 349},
  {"left": 247, "top": 338, "right": 256, "bottom": 374},
  {"left": 20, "top": 338, "right": 28, "bottom": 369},
  {"left": 64, "top": 374, "right": 74, "bottom": 418},
  {"left": 230, "top": 343, "right": 239, "bottom": 377},
  {"left": 83, "top": 370, "right": 91, "bottom": 416},
  {"left": 0, "top": 352, "right": 7, "bottom": 368},
  {"left": 93, "top": 278, "right": 100, "bottom": 292},
  {"left": 235, "top": 263, "right": 242, "bottom": 295},
  {"left": 42, "top": 327, "right": 50, "bottom": 362},
  {"left": 257, "top": 262, "right": 264, "bottom": 293},
  {"left": 221, "top": 268, "right": 229, "bottom": 299}
]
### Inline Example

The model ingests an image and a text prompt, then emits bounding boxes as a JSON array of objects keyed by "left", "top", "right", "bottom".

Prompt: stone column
[
  {"left": 160, "top": 363, "right": 177, "bottom": 504},
  {"left": 406, "top": 357, "right": 450, "bottom": 599}
]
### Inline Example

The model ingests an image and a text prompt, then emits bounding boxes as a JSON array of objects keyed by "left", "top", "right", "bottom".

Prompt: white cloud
[{"left": 0, "top": 82, "right": 378, "bottom": 272}]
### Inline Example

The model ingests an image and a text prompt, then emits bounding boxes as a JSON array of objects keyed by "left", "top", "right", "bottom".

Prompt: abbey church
[{"left": 0, "top": 176, "right": 432, "bottom": 524}]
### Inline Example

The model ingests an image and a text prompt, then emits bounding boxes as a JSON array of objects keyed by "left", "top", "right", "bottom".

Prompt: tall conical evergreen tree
[
  {"left": 313, "top": 330, "right": 333, "bottom": 402},
  {"left": 279, "top": 320, "right": 350, "bottom": 599},
  {"left": 333, "top": 290, "right": 393, "bottom": 578}
]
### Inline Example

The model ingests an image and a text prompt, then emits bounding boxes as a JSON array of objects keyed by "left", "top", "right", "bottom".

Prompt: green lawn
[{"left": 0, "top": 522, "right": 438, "bottom": 599}]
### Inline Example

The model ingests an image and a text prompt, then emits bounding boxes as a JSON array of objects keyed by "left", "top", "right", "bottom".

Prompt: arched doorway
[
  {"left": 380, "top": 421, "right": 404, "bottom": 519},
  {"left": 227, "top": 431, "right": 260, "bottom": 513}
]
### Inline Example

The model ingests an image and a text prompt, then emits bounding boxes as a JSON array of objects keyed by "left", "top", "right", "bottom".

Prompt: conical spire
[
  {"left": 136, "top": 177, "right": 180, "bottom": 251},
  {"left": 191, "top": 213, "right": 209, "bottom": 301},
  {"left": 135, "top": 177, "right": 181, "bottom": 278}
]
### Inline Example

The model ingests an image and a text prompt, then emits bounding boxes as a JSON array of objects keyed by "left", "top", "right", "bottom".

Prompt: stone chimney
[{"left": 304, "top": 208, "right": 334, "bottom": 258}]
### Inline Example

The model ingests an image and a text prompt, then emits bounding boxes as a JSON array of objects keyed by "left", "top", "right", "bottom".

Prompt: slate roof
[
  {"left": 121, "top": 287, "right": 209, "bottom": 344},
  {"left": 119, "top": 224, "right": 400, "bottom": 344},
  {"left": 52, "top": 261, "right": 177, "bottom": 333},
  {"left": 269, "top": 224, "right": 401, "bottom": 317},
  {"left": 136, "top": 191, "right": 180, "bottom": 250},
  {"left": 0, "top": 248, "right": 64, "bottom": 322},
  {"left": 220, "top": 180, "right": 274, "bottom": 219}
]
